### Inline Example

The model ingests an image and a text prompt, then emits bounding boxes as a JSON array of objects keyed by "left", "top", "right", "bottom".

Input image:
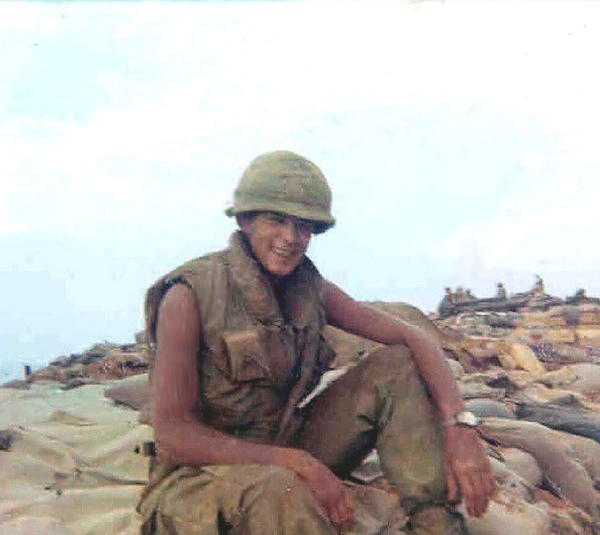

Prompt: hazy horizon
[{"left": 2, "top": 1, "right": 599, "bottom": 381}]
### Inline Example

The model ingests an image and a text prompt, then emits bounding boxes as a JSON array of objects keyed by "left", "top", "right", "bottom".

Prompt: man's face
[{"left": 240, "top": 211, "right": 313, "bottom": 278}]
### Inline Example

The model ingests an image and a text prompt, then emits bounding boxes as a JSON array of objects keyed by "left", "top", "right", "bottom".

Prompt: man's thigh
[
  {"left": 142, "top": 464, "right": 335, "bottom": 535},
  {"left": 295, "top": 344, "right": 442, "bottom": 483}
]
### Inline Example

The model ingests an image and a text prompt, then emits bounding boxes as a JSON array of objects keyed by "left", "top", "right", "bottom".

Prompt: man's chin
[{"left": 265, "top": 259, "right": 300, "bottom": 278}]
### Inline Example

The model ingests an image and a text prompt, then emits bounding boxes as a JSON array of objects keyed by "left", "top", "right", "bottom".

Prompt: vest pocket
[{"left": 222, "top": 329, "right": 271, "bottom": 382}]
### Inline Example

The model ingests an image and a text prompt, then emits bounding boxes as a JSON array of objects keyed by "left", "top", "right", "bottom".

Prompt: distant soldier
[
  {"left": 568, "top": 288, "right": 586, "bottom": 304},
  {"left": 437, "top": 287, "right": 456, "bottom": 317},
  {"left": 455, "top": 286, "right": 467, "bottom": 303},
  {"left": 575, "top": 288, "right": 587, "bottom": 299},
  {"left": 496, "top": 282, "right": 507, "bottom": 300},
  {"left": 533, "top": 274, "right": 545, "bottom": 296}
]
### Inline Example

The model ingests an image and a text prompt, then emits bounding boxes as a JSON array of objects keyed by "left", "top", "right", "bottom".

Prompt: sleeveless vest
[{"left": 145, "top": 231, "right": 335, "bottom": 445}]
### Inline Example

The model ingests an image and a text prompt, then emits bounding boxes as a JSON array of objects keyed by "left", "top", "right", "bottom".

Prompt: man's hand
[
  {"left": 293, "top": 451, "right": 356, "bottom": 532},
  {"left": 444, "top": 426, "right": 497, "bottom": 517}
]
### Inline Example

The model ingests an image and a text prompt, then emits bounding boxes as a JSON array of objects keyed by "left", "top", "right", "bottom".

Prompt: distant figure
[
  {"left": 568, "top": 288, "right": 587, "bottom": 304},
  {"left": 533, "top": 274, "right": 545, "bottom": 296},
  {"left": 455, "top": 286, "right": 468, "bottom": 303},
  {"left": 496, "top": 282, "right": 507, "bottom": 300},
  {"left": 437, "top": 287, "right": 456, "bottom": 316}
]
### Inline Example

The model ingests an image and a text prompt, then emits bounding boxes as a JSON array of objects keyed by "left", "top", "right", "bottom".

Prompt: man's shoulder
[
  {"left": 173, "top": 248, "right": 228, "bottom": 278},
  {"left": 146, "top": 246, "right": 230, "bottom": 300},
  {"left": 144, "top": 246, "right": 231, "bottom": 341}
]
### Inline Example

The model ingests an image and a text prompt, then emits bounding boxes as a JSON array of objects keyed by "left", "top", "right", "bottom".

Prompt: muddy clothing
[
  {"left": 138, "top": 232, "right": 452, "bottom": 534},
  {"left": 138, "top": 347, "right": 451, "bottom": 535},
  {"left": 144, "top": 231, "right": 334, "bottom": 446}
]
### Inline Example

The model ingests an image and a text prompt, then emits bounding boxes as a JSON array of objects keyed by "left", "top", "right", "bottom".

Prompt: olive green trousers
[{"left": 138, "top": 345, "right": 455, "bottom": 534}]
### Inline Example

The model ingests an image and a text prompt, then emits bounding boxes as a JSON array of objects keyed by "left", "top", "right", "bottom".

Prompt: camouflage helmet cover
[{"left": 225, "top": 150, "right": 335, "bottom": 234}]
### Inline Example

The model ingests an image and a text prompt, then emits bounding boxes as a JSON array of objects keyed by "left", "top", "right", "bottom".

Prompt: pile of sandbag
[
  {"left": 433, "top": 303, "right": 600, "bottom": 534},
  {"left": 2, "top": 341, "right": 149, "bottom": 391},
  {"left": 324, "top": 302, "right": 600, "bottom": 534},
  {"left": 6, "top": 301, "right": 600, "bottom": 533}
]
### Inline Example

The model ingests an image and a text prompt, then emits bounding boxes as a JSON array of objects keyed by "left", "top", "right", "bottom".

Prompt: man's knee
[
  {"left": 238, "top": 466, "right": 334, "bottom": 534},
  {"left": 243, "top": 466, "right": 320, "bottom": 512},
  {"left": 254, "top": 466, "right": 300, "bottom": 499},
  {"left": 359, "top": 344, "right": 419, "bottom": 383},
  {"left": 357, "top": 345, "right": 441, "bottom": 434}
]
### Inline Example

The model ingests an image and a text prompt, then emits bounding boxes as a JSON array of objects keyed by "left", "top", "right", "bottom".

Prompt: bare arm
[
  {"left": 324, "top": 280, "right": 497, "bottom": 517},
  {"left": 152, "top": 283, "right": 355, "bottom": 531},
  {"left": 153, "top": 283, "right": 299, "bottom": 467},
  {"left": 324, "top": 280, "right": 464, "bottom": 421}
]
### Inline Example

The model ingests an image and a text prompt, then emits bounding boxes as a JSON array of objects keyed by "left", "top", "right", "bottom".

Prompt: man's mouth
[{"left": 272, "top": 247, "right": 294, "bottom": 259}]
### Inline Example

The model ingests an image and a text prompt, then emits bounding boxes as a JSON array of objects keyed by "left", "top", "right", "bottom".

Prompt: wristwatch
[{"left": 443, "top": 410, "right": 480, "bottom": 428}]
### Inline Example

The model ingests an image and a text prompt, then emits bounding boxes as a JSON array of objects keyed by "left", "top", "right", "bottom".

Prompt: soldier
[
  {"left": 138, "top": 151, "right": 496, "bottom": 534},
  {"left": 533, "top": 275, "right": 545, "bottom": 296},
  {"left": 437, "top": 287, "right": 455, "bottom": 317},
  {"left": 454, "top": 287, "right": 467, "bottom": 303},
  {"left": 496, "top": 283, "right": 507, "bottom": 300}
]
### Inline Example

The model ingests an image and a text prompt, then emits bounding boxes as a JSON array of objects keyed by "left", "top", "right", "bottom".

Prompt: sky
[{"left": 1, "top": 0, "right": 599, "bottom": 380}]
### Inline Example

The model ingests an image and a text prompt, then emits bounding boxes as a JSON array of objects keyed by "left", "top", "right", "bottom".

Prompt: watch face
[{"left": 457, "top": 411, "right": 479, "bottom": 427}]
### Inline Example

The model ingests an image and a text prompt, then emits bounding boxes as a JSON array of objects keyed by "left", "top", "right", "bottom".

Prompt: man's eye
[
  {"left": 268, "top": 213, "right": 286, "bottom": 224},
  {"left": 296, "top": 220, "right": 313, "bottom": 234}
]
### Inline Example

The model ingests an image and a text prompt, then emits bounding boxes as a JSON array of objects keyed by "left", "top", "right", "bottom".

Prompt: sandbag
[
  {"left": 0, "top": 516, "right": 75, "bottom": 535},
  {"left": 498, "top": 342, "right": 546, "bottom": 376},
  {"left": 446, "top": 357, "right": 465, "bottom": 379},
  {"left": 516, "top": 402, "right": 600, "bottom": 444},
  {"left": 0, "top": 379, "right": 30, "bottom": 390},
  {"left": 487, "top": 457, "right": 534, "bottom": 501},
  {"left": 0, "top": 429, "right": 12, "bottom": 450},
  {"left": 466, "top": 399, "right": 515, "bottom": 420},
  {"left": 502, "top": 369, "right": 538, "bottom": 389},
  {"left": 104, "top": 374, "right": 150, "bottom": 411},
  {"left": 368, "top": 301, "right": 444, "bottom": 344},
  {"left": 577, "top": 328, "right": 600, "bottom": 347},
  {"left": 500, "top": 447, "right": 543, "bottom": 488},
  {"left": 479, "top": 418, "right": 600, "bottom": 519},
  {"left": 458, "top": 381, "right": 505, "bottom": 400},
  {"left": 513, "top": 383, "right": 594, "bottom": 408},
  {"left": 463, "top": 493, "right": 550, "bottom": 535},
  {"left": 537, "top": 363, "right": 600, "bottom": 396}
]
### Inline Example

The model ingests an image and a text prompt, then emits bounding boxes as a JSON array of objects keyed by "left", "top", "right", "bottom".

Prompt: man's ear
[{"left": 236, "top": 212, "right": 255, "bottom": 232}]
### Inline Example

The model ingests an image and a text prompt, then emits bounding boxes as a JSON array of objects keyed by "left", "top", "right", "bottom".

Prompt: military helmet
[{"left": 225, "top": 150, "right": 335, "bottom": 234}]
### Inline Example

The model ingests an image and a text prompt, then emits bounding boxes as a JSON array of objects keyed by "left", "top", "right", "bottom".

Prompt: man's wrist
[
  {"left": 275, "top": 448, "right": 315, "bottom": 477},
  {"left": 442, "top": 410, "right": 480, "bottom": 428}
]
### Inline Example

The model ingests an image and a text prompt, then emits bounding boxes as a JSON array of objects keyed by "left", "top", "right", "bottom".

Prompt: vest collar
[{"left": 226, "top": 231, "right": 320, "bottom": 327}]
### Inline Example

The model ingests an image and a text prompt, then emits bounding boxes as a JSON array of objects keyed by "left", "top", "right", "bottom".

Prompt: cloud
[
  {"left": 0, "top": 200, "right": 31, "bottom": 235},
  {"left": 2, "top": 1, "right": 599, "bottom": 277},
  {"left": 427, "top": 152, "right": 600, "bottom": 298}
]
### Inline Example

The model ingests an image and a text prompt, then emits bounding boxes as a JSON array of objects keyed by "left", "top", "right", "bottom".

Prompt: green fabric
[
  {"left": 296, "top": 345, "right": 447, "bottom": 514},
  {"left": 141, "top": 231, "right": 333, "bottom": 486},
  {"left": 225, "top": 151, "right": 335, "bottom": 234},
  {"left": 138, "top": 464, "right": 416, "bottom": 535},
  {"left": 140, "top": 234, "right": 457, "bottom": 534},
  {"left": 137, "top": 345, "right": 455, "bottom": 535},
  {"left": 144, "top": 232, "right": 333, "bottom": 446},
  {"left": 139, "top": 465, "right": 334, "bottom": 535}
]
